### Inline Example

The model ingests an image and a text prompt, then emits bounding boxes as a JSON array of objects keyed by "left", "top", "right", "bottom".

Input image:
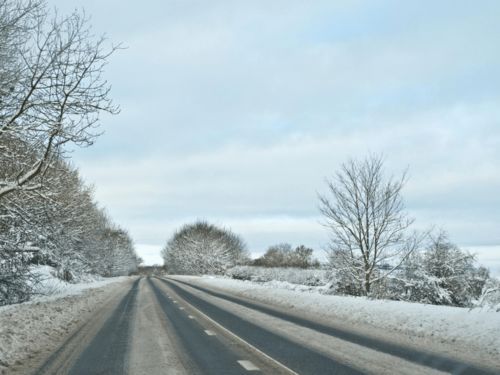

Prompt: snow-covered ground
[
  {"left": 0, "top": 267, "right": 130, "bottom": 373},
  {"left": 173, "top": 275, "right": 500, "bottom": 360},
  {"left": 26, "top": 265, "right": 122, "bottom": 301}
]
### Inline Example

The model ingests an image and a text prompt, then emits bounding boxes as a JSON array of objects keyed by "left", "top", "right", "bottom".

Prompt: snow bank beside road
[
  {"left": 0, "top": 273, "right": 130, "bottom": 373},
  {"left": 27, "top": 265, "right": 123, "bottom": 300},
  {"left": 173, "top": 276, "right": 500, "bottom": 359}
]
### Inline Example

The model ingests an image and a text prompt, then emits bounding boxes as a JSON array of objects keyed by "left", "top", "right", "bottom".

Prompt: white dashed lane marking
[
  {"left": 160, "top": 278, "right": 298, "bottom": 375},
  {"left": 179, "top": 307, "right": 185, "bottom": 310},
  {"left": 238, "top": 360, "right": 260, "bottom": 371}
]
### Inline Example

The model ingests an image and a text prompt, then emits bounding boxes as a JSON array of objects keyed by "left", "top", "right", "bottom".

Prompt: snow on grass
[
  {"left": 27, "top": 265, "right": 125, "bottom": 302},
  {"left": 0, "top": 267, "right": 130, "bottom": 373},
  {"left": 173, "top": 275, "right": 500, "bottom": 358},
  {"left": 226, "top": 266, "right": 329, "bottom": 286}
]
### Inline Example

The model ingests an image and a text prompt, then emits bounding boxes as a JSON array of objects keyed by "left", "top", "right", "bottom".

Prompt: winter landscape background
[
  {"left": 46, "top": 0, "right": 499, "bottom": 274},
  {"left": 2, "top": 1, "right": 500, "bottom": 374}
]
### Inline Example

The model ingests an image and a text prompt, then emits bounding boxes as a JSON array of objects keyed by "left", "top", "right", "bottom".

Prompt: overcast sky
[{"left": 51, "top": 1, "right": 499, "bottom": 274}]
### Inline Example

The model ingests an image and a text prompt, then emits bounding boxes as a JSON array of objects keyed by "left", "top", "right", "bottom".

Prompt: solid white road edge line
[
  {"left": 161, "top": 277, "right": 299, "bottom": 375},
  {"left": 238, "top": 360, "right": 260, "bottom": 371}
]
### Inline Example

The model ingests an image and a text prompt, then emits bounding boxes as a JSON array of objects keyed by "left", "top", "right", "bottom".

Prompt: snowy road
[{"left": 16, "top": 277, "right": 497, "bottom": 375}]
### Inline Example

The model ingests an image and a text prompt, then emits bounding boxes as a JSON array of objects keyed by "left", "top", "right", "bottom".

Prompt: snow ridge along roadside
[{"left": 0, "top": 276, "right": 131, "bottom": 374}]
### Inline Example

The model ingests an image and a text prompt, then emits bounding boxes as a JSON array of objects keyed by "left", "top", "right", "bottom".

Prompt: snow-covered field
[
  {"left": 0, "top": 267, "right": 130, "bottom": 373},
  {"left": 173, "top": 275, "right": 500, "bottom": 360}
]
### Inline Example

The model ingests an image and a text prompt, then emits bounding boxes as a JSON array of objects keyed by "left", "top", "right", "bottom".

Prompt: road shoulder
[{"left": 0, "top": 277, "right": 134, "bottom": 375}]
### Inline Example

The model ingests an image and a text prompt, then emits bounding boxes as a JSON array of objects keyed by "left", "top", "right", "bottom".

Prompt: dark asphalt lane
[
  {"left": 148, "top": 277, "right": 262, "bottom": 375},
  {"left": 164, "top": 277, "right": 497, "bottom": 375},
  {"left": 159, "top": 278, "right": 364, "bottom": 375},
  {"left": 36, "top": 278, "right": 140, "bottom": 375}
]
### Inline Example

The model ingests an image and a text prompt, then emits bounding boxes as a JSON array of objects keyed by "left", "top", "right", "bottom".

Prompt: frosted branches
[
  {"left": 319, "top": 155, "right": 420, "bottom": 295},
  {"left": 0, "top": 0, "right": 119, "bottom": 199}
]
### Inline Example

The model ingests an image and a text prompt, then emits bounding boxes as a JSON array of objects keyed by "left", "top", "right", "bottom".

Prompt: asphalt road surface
[{"left": 23, "top": 277, "right": 498, "bottom": 375}]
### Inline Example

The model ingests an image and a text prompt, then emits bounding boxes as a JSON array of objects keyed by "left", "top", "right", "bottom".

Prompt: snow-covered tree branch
[{"left": 0, "top": 0, "right": 119, "bottom": 199}]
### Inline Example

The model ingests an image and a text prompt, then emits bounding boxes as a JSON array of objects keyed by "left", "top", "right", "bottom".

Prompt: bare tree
[
  {"left": 0, "top": 1, "right": 119, "bottom": 199},
  {"left": 319, "top": 155, "right": 418, "bottom": 295}
]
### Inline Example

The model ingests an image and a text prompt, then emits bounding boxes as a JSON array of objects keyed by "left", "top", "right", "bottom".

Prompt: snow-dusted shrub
[
  {"left": 0, "top": 262, "right": 33, "bottom": 305},
  {"left": 377, "top": 232, "right": 490, "bottom": 307},
  {"left": 415, "top": 233, "right": 487, "bottom": 306},
  {"left": 475, "top": 278, "right": 500, "bottom": 311},
  {"left": 162, "top": 221, "right": 248, "bottom": 275},
  {"left": 384, "top": 272, "right": 455, "bottom": 305},
  {"left": 226, "top": 266, "right": 328, "bottom": 286},
  {"left": 226, "top": 266, "right": 255, "bottom": 281},
  {"left": 326, "top": 251, "right": 365, "bottom": 296},
  {"left": 252, "top": 244, "right": 320, "bottom": 268}
]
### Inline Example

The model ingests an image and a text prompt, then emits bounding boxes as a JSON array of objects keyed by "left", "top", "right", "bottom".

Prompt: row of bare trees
[{"left": 0, "top": 1, "right": 137, "bottom": 305}]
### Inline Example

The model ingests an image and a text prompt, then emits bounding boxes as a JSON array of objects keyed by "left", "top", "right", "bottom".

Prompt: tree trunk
[{"left": 365, "top": 272, "right": 371, "bottom": 295}]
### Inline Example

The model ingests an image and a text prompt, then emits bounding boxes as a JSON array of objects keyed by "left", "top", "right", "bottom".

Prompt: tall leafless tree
[{"left": 319, "top": 155, "right": 419, "bottom": 295}]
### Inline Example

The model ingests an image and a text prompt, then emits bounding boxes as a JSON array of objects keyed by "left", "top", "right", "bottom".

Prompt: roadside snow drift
[{"left": 0, "top": 269, "right": 129, "bottom": 374}]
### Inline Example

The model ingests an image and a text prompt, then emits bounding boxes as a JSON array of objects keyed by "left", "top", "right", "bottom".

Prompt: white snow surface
[
  {"left": 0, "top": 267, "right": 129, "bottom": 372},
  {"left": 27, "top": 265, "right": 123, "bottom": 301},
  {"left": 172, "top": 275, "right": 500, "bottom": 358}
]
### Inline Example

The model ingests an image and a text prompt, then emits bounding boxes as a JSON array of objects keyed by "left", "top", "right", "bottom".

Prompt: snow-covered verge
[
  {"left": 172, "top": 275, "right": 500, "bottom": 359},
  {"left": 226, "top": 266, "right": 329, "bottom": 286},
  {"left": 0, "top": 269, "right": 130, "bottom": 373},
  {"left": 26, "top": 265, "right": 113, "bottom": 299},
  {"left": 226, "top": 265, "right": 500, "bottom": 310}
]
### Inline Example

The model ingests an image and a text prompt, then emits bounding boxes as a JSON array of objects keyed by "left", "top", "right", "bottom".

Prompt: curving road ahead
[{"left": 19, "top": 277, "right": 498, "bottom": 375}]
